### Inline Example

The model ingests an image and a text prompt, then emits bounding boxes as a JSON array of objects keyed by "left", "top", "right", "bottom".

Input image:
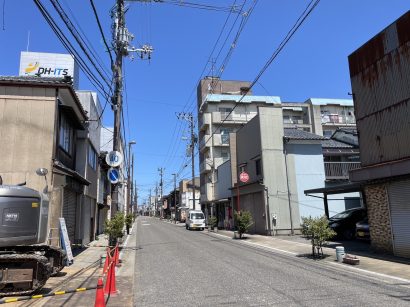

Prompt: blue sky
[{"left": 1, "top": 0, "right": 409, "bottom": 203}]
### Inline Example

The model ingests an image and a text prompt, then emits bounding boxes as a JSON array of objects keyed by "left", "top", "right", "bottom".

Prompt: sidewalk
[
  {"left": 6, "top": 225, "right": 136, "bottom": 307},
  {"left": 208, "top": 228, "right": 410, "bottom": 282}
]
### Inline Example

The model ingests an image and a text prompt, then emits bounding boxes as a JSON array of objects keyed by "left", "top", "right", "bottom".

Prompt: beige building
[
  {"left": 348, "top": 11, "right": 410, "bottom": 257},
  {"left": 0, "top": 76, "right": 89, "bottom": 246}
]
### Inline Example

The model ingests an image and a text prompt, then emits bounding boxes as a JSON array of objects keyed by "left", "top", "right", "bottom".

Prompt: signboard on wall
[{"left": 19, "top": 51, "right": 79, "bottom": 89}]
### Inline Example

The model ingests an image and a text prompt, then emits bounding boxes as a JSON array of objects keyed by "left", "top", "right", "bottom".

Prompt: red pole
[{"left": 237, "top": 184, "right": 240, "bottom": 212}]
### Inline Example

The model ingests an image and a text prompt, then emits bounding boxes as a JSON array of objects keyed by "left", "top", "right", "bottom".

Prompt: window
[
  {"left": 221, "top": 148, "right": 229, "bottom": 161},
  {"left": 219, "top": 107, "right": 233, "bottom": 120},
  {"left": 220, "top": 128, "right": 231, "bottom": 144},
  {"left": 88, "top": 144, "right": 97, "bottom": 170},
  {"left": 255, "top": 159, "right": 262, "bottom": 176},
  {"left": 59, "top": 114, "right": 73, "bottom": 154}
]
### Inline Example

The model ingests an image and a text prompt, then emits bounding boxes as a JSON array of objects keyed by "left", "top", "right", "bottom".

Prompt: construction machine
[{"left": 0, "top": 173, "right": 66, "bottom": 296}]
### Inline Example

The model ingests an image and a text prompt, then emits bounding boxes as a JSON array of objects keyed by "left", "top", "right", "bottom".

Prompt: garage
[{"left": 388, "top": 179, "right": 410, "bottom": 258}]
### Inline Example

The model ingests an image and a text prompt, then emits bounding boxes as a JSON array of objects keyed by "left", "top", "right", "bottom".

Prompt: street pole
[
  {"left": 110, "top": 0, "right": 153, "bottom": 218},
  {"left": 110, "top": 0, "right": 125, "bottom": 218},
  {"left": 127, "top": 141, "right": 136, "bottom": 215},
  {"left": 176, "top": 112, "right": 196, "bottom": 210},
  {"left": 158, "top": 168, "right": 164, "bottom": 218},
  {"left": 172, "top": 173, "right": 177, "bottom": 223}
]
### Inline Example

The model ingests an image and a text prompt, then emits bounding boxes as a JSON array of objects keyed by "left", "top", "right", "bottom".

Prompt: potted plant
[
  {"left": 234, "top": 210, "right": 253, "bottom": 239},
  {"left": 208, "top": 216, "right": 218, "bottom": 232},
  {"left": 104, "top": 212, "right": 125, "bottom": 246}
]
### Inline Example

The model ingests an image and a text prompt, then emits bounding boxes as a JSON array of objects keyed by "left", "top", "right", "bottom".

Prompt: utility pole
[
  {"left": 148, "top": 188, "right": 152, "bottom": 217},
  {"left": 177, "top": 112, "right": 197, "bottom": 210},
  {"left": 172, "top": 173, "right": 177, "bottom": 223},
  {"left": 127, "top": 141, "right": 136, "bottom": 215},
  {"left": 110, "top": 0, "right": 153, "bottom": 217},
  {"left": 154, "top": 184, "right": 158, "bottom": 217},
  {"left": 158, "top": 167, "right": 164, "bottom": 218}
]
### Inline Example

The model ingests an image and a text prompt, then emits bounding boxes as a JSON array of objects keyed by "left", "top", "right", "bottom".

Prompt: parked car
[
  {"left": 356, "top": 218, "right": 370, "bottom": 241},
  {"left": 185, "top": 210, "right": 205, "bottom": 230},
  {"left": 328, "top": 208, "right": 367, "bottom": 240}
]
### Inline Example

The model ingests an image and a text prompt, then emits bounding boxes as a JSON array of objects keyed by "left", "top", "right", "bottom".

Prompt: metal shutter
[
  {"left": 63, "top": 188, "right": 77, "bottom": 244},
  {"left": 388, "top": 180, "right": 410, "bottom": 258}
]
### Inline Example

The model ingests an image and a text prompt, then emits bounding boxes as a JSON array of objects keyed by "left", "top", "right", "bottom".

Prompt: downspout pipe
[{"left": 283, "top": 137, "right": 294, "bottom": 235}]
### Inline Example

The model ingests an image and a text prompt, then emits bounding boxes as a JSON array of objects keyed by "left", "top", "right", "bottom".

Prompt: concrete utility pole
[
  {"left": 177, "top": 112, "right": 197, "bottom": 210},
  {"left": 172, "top": 173, "right": 177, "bottom": 223},
  {"left": 127, "top": 141, "right": 136, "bottom": 214},
  {"left": 158, "top": 167, "right": 164, "bottom": 218},
  {"left": 110, "top": 0, "right": 153, "bottom": 217},
  {"left": 155, "top": 185, "right": 158, "bottom": 216}
]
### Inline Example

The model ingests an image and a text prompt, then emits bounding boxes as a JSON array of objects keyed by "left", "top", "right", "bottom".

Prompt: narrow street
[{"left": 134, "top": 217, "right": 410, "bottom": 306}]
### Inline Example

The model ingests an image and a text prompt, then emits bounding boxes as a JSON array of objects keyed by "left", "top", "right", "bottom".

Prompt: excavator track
[{"left": 0, "top": 253, "right": 52, "bottom": 296}]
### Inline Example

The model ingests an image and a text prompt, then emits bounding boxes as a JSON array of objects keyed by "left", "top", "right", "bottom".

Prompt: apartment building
[{"left": 197, "top": 78, "right": 280, "bottom": 216}]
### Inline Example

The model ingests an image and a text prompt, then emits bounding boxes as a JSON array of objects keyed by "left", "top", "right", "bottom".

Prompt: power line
[
  {"left": 200, "top": 0, "right": 322, "bottom": 159},
  {"left": 89, "top": 0, "right": 114, "bottom": 68},
  {"left": 50, "top": 0, "right": 112, "bottom": 87},
  {"left": 33, "top": 0, "right": 112, "bottom": 100}
]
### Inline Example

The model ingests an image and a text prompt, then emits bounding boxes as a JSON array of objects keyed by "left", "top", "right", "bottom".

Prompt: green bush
[
  {"left": 125, "top": 213, "right": 133, "bottom": 227},
  {"left": 208, "top": 216, "right": 218, "bottom": 229},
  {"left": 104, "top": 212, "right": 125, "bottom": 246},
  {"left": 301, "top": 215, "right": 336, "bottom": 258},
  {"left": 234, "top": 210, "right": 253, "bottom": 238}
]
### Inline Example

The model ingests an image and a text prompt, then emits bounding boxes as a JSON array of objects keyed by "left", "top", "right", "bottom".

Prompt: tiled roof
[
  {"left": 322, "top": 139, "right": 354, "bottom": 149},
  {"left": 0, "top": 75, "right": 73, "bottom": 85},
  {"left": 284, "top": 128, "right": 325, "bottom": 140}
]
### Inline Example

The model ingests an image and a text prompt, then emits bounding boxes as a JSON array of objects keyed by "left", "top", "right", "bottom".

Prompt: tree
[
  {"left": 104, "top": 212, "right": 125, "bottom": 246},
  {"left": 234, "top": 210, "right": 254, "bottom": 239},
  {"left": 208, "top": 216, "right": 218, "bottom": 230},
  {"left": 301, "top": 215, "right": 336, "bottom": 258}
]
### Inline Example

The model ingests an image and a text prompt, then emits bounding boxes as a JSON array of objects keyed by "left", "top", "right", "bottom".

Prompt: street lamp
[{"left": 127, "top": 141, "right": 136, "bottom": 215}]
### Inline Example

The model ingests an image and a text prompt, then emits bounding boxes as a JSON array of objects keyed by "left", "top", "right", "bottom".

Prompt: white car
[{"left": 185, "top": 210, "right": 205, "bottom": 231}]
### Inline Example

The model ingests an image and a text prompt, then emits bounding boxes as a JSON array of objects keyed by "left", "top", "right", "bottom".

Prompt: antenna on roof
[{"left": 26, "top": 30, "right": 30, "bottom": 52}]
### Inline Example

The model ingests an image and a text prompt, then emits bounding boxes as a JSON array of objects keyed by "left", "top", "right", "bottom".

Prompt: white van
[{"left": 185, "top": 210, "right": 205, "bottom": 230}]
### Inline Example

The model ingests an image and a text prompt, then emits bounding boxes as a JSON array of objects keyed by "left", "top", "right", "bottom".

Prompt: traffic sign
[
  {"left": 106, "top": 151, "right": 123, "bottom": 167},
  {"left": 108, "top": 168, "right": 120, "bottom": 184},
  {"left": 239, "top": 172, "right": 249, "bottom": 183}
]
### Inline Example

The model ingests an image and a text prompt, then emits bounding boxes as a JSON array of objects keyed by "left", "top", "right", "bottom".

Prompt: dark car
[
  {"left": 328, "top": 208, "right": 367, "bottom": 240},
  {"left": 356, "top": 218, "right": 370, "bottom": 241}
]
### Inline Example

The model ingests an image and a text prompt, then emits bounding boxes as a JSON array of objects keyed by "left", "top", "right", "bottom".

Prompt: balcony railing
[{"left": 324, "top": 162, "right": 361, "bottom": 180}]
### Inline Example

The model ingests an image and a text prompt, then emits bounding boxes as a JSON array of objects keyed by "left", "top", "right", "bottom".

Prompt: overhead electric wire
[
  {"left": 61, "top": 0, "right": 111, "bottom": 76},
  {"left": 33, "top": 0, "right": 112, "bottom": 101},
  {"left": 50, "top": 0, "right": 112, "bottom": 87},
  {"left": 161, "top": 0, "right": 244, "bottom": 170},
  {"left": 158, "top": 0, "right": 241, "bottom": 13},
  {"left": 89, "top": 0, "right": 114, "bottom": 68},
  {"left": 201, "top": 0, "right": 322, "bottom": 154}
]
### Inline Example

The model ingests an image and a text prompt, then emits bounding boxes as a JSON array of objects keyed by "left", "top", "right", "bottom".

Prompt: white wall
[{"left": 287, "top": 143, "right": 327, "bottom": 219}]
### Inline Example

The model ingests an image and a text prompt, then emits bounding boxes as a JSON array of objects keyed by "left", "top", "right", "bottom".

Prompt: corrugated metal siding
[
  {"left": 349, "top": 11, "right": 410, "bottom": 166},
  {"left": 63, "top": 188, "right": 77, "bottom": 244},
  {"left": 388, "top": 179, "right": 410, "bottom": 258}
]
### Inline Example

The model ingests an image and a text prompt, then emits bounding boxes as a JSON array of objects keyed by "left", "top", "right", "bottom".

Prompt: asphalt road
[{"left": 133, "top": 217, "right": 410, "bottom": 306}]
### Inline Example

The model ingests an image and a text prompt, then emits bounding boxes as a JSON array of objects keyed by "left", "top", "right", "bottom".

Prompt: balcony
[
  {"left": 200, "top": 158, "right": 213, "bottom": 173},
  {"left": 199, "top": 134, "right": 211, "bottom": 151},
  {"left": 321, "top": 114, "right": 356, "bottom": 125},
  {"left": 324, "top": 162, "right": 361, "bottom": 180},
  {"left": 213, "top": 134, "right": 230, "bottom": 146},
  {"left": 211, "top": 112, "right": 252, "bottom": 124},
  {"left": 199, "top": 113, "right": 211, "bottom": 131}
]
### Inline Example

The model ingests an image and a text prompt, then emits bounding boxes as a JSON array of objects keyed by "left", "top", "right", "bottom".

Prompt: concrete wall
[
  {"left": 0, "top": 85, "right": 56, "bottom": 191},
  {"left": 215, "top": 160, "right": 232, "bottom": 200},
  {"left": 285, "top": 143, "right": 326, "bottom": 219},
  {"left": 259, "top": 107, "right": 300, "bottom": 234}
]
